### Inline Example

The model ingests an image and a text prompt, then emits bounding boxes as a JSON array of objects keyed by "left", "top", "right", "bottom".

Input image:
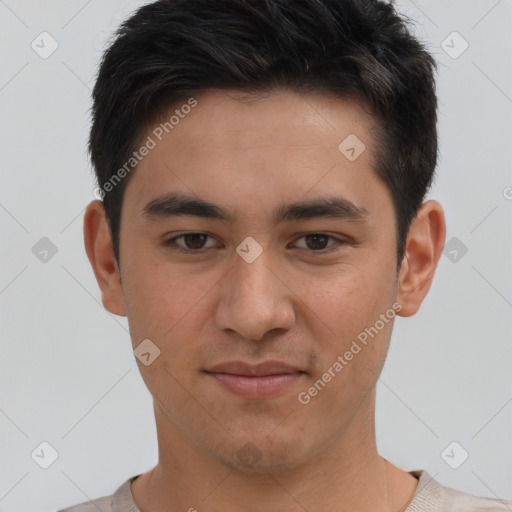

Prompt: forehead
[
  {"left": 154, "top": 89, "right": 377, "bottom": 150},
  {"left": 123, "top": 88, "right": 389, "bottom": 225}
]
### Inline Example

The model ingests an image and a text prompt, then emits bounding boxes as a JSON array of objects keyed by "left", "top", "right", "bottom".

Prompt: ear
[
  {"left": 83, "top": 200, "right": 126, "bottom": 316},
  {"left": 396, "top": 200, "right": 446, "bottom": 317}
]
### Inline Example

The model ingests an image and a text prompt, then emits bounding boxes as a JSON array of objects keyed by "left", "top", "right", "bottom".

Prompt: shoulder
[
  {"left": 57, "top": 475, "right": 141, "bottom": 512},
  {"left": 407, "top": 470, "right": 512, "bottom": 512},
  {"left": 57, "top": 494, "right": 112, "bottom": 512},
  {"left": 443, "top": 485, "right": 512, "bottom": 511}
]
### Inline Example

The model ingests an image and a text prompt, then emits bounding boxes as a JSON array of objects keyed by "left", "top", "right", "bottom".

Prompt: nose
[{"left": 214, "top": 248, "right": 295, "bottom": 341}]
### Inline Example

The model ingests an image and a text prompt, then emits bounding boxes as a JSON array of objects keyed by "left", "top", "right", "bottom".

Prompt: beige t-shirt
[{"left": 59, "top": 470, "right": 512, "bottom": 512}]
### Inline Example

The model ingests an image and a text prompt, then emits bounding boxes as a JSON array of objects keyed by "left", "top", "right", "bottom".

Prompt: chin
[{"left": 209, "top": 432, "right": 310, "bottom": 475}]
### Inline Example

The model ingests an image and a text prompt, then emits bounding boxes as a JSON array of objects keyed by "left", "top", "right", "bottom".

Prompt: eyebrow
[{"left": 142, "top": 193, "right": 370, "bottom": 225}]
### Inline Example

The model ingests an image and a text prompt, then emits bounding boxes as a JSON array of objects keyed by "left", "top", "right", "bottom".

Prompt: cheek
[
  {"left": 122, "top": 251, "right": 175, "bottom": 310},
  {"left": 290, "top": 253, "right": 397, "bottom": 398},
  {"left": 121, "top": 256, "right": 177, "bottom": 347},
  {"left": 299, "top": 311, "right": 394, "bottom": 419},
  {"left": 291, "top": 257, "right": 396, "bottom": 342},
  {"left": 121, "top": 253, "right": 220, "bottom": 352}
]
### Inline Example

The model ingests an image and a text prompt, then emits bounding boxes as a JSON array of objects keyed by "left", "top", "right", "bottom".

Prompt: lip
[
  {"left": 205, "top": 360, "right": 305, "bottom": 399},
  {"left": 207, "top": 360, "right": 303, "bottom": 376}
]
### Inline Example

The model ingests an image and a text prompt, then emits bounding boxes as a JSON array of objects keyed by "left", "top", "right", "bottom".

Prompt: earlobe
[
  {"left": 83, "top": 200, "right": 127, "bottom": 316},
  {"left": 396, "top": 200, "right": 446, "bottom": 317}
]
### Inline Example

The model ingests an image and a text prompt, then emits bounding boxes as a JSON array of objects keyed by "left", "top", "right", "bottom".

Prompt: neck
[{"left": 131, "top": 392, "right": 418, "bottom": 511}]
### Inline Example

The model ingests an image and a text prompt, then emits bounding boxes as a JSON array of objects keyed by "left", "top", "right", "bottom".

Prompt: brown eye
[
  {"left": 293, "top": 234, "right": 344, "bottom": 252},
  {"left": 304, "top": 234, "right": 330, "bottom": 250},
  {"left": 165, "top": 233, "right": 218, "bottom": 252},
  {"left": 182, "top": 234, "right": 208, "bottom": 249}
]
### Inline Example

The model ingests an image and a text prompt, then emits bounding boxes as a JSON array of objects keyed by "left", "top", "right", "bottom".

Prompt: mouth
[{"left": 204, "top": 361, "right": 306, "bottom": 399}]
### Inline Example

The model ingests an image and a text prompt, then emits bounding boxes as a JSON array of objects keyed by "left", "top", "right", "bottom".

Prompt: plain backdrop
[{"left": 0, "top": 1, "right": 511, "bottom": 511}]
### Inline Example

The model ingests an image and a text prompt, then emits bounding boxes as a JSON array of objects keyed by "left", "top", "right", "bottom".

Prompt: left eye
[{"left": 293, "top": 233, "right": 343, "bottom": 251}]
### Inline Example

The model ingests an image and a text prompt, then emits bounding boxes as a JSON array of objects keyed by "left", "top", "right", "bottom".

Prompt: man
[{"left": 60, "top": 0, "right": 511, "bottom": 510}]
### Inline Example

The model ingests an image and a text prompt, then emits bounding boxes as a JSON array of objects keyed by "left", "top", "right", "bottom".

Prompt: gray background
[{"left": 0, "top": 1, "right": 511, "bottom": 510}]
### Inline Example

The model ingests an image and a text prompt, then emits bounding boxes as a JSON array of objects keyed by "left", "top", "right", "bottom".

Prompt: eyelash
[{"left": 164, "top": 232, "right": 347, "bottom": 254}]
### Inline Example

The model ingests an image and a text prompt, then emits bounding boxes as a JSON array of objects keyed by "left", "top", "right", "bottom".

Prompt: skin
[{"left": 84, "top": 89, "right": 446, "bottom": 512}]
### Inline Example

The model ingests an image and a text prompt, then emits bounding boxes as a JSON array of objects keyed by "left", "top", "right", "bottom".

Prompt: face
[{"left": 115, "top": 89, "right": 403, "bottom": 471}]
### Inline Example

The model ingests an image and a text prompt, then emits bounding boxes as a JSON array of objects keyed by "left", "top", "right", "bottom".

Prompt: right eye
[{"left": 164, "top": 232, "right": 221, "bottom": 252}]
